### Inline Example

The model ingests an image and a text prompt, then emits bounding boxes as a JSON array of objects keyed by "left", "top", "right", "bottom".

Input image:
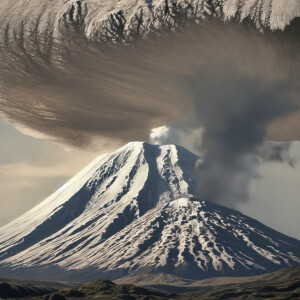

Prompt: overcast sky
[{"left": 0, "top": 119, "right": 299, "bottom": 239}]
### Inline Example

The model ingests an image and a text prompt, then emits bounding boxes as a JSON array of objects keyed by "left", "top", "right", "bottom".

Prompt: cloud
[
  {"left": 259, "top": 142, "right": 295, "bottom": 166},
  {"left": 0, "top": 120, "right": 99, "bottom": 227},
  {"left": 0, "top": 21, "right": 299, "bottom": 151},
  {"left": 151, "top": 124, "right": 295, "bottom": 166}
]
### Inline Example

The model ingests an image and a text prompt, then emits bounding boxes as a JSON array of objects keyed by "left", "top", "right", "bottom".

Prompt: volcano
[{"left": 0, "top": 142, "right": 299, "bottom": 281}]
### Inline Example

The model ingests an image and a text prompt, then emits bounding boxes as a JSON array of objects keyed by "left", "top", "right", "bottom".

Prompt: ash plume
[
  {"left": 183, "top": 70, "right": 297, "bottom": 205},
  {"left": 0, "top": 15, "right": 299, "bottom": 204},
  {"left": 259, "top": 142, "right": 295, "bottom": 166}
]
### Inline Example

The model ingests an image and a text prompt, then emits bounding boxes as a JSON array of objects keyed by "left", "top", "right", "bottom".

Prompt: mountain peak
[{"left": 0, "top": 143, "right": 299, "bottom": 282}]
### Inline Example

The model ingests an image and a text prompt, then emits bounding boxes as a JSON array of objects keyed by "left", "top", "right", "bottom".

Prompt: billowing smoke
[
  {"left": 183, "top": 70, "right": 297, "bottom": 205},
  {"left": 0, "top": 26, "right": 182, "bottom": 150},
  {"left": 150, "top": 124, "right": 203, "bottom": 154},
  {"left": 0, "top": 17, "right": 299, "bottom": 204},
  {"left": 150, "top": 125, "right": 295, "bottom": 166},
  {"left": 259, "top": 142, "right": 295, "bottom": 166}
]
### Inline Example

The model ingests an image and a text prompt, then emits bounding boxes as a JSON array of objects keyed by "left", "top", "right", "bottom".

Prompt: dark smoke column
[{"left": 185, "top": 71, "right": 296, "bottom": 206}]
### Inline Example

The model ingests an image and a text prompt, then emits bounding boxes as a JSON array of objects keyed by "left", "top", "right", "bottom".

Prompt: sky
[
  {"left": 0, "top": 120, "right": 99, "bottom": 227},
  {"left": 243, "top": 155, "right": 300, "bottom": 239},
  {"left": 0, "top": 119, "right": 299, "bottom": 239}
]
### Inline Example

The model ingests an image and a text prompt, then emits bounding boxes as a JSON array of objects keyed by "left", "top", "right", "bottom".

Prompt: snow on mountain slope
[
  {"left": 0, "top": 0, "right": 299, "bottom": 45},
  {"left": 0, "top": 142, "right": 299, "bottom": 281}
]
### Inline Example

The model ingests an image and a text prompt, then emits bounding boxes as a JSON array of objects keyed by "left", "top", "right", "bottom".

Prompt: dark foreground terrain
[{"left": 1, "top": 266, "right": 300, "bottom": 299}]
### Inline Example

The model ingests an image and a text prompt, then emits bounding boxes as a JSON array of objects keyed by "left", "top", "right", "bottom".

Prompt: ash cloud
[
  {"left": 259, "top": 142, "right": 295, "bottom": 167},
  {"left": 150, "top": 124, "right": 296, "bottom": 167},
  {"left": 0, "top": 19, "right": 299, "bottom": 205},
  {"left": 182, "top": 70, "right": 297, "bottom": 205},
  {"left": 150, "top": 123, "right": 203, "bottom": 154},
  {"left": 0, "top": 21, "right": 299, "bottom": 150}
]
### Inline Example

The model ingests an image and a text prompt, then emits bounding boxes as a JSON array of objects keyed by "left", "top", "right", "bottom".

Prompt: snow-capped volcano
[{"left": 0, "top": 142, "right": 299, "bottom": 281}]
